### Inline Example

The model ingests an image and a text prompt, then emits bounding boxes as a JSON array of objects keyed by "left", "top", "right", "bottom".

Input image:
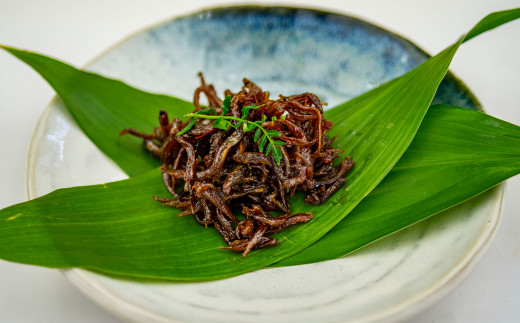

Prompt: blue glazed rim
[{"left": 137, "top": 5, "right": 482, "bottom": 111}]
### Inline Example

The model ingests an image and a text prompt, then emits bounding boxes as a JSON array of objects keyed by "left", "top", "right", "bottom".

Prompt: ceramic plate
[{"left": 26, "top": 6, "right": 502, "bottom": 323}]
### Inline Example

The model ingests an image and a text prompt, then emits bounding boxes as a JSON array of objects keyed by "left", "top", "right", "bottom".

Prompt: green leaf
[
  {"left": 266, "top": 129, "right": 281, "bottom": 137},
  {"left": 272, "top": 140, "right": 286, "bottom": 146},
  {"left": 276, "top": 105, "right": 520, "bottom": 266},
  {"left": 0, "top": 170, "right": 249, "bottom": 280},
  {"left": 465, "top": 8, "right": 520, "bottom": 42},
  {"left": 177, "top": 109, "right": 217, "bottom": 135},
  {"left": 253, "top": 128, "right": 262, "bottom": 142},
  {"left": 222, "top": 95, "right": 231, "bottom": 115},
  {"left": 258, "top": 134, "right": 268, "bottom": 153},
  {"left": 197, "top": 108, "right": 217, "bottom": 115},
  {"left": 176, "top": 117, "right": 197, "bottom": 135},
  {"left": 265, "top": 142, "right": 274, "bottom": 156},
  {"left": 241, "top": 104, "right": 259, "bottom": 119},
  {"left": 213, "top": 117, "right": 229, "bottom": 130},
  {"left": 0, "top": 46, "right": 194, "bottom": 177},
  {"left": 242, "top": 121, "right": 256, "bottom": 132},
  {"left": 271, "top": 145, "right": 283, "bottom": 165}
]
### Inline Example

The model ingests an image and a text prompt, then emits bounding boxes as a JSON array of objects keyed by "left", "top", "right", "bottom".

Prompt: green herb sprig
[{"left": 177, "top": 95, "right": 286, "bottom": 165}]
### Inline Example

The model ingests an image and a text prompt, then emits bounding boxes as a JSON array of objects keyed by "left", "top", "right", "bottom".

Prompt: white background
[{"left": 0, "top": 0, "right": 519, "bottom": 322}]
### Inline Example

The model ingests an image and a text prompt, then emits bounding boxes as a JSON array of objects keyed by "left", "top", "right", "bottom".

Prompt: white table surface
[{"left": 1, "top": 0, "right": 519, "bottom": 322}]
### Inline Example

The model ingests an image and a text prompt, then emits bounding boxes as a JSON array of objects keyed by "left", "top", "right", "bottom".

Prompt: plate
[{"left": 26, "top": 6, "right": 502, "bottom": 323}]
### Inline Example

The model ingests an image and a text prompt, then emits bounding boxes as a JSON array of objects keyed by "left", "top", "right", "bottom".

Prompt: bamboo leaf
[
  {"left": 276, "top": 105, "right": 520, "bottom": 266},
  {"left": 465, "top": 8, "right": 520, "bottom": 42},
  {"left": 0, "top": 46, "right": 194, "bottom": 177},
  {"left": 0, "top": 170, "right": 243, "bottom": 280}
]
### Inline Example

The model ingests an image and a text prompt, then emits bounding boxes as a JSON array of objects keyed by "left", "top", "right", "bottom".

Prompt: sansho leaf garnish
[{"left": 178, "top": 95, "right": 286, "bottom": 165}]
